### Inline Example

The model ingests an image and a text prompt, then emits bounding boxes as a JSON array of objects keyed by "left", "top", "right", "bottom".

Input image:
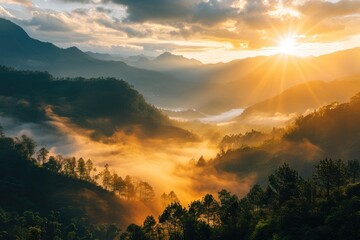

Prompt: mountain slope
[
  {"left": 0, "top": 18, "right": 185, "bottom": 107},
  {"left": 235, "top": 76, "right": 360, "bottom": 122},
  {"left": 134, "top": 52, "right": 203, "bottom": 71},
  {"left": 189, "top": 50, "right": 360, "bottom": 113},
  {"left": 0, "top": 66, "right": 194, "bottom": 140},
  {"left": 208, "top": 92, "right": 360, "bottom": 185},
  {"left": 0, "top": 133, "right": 156, "bottom": 229}
]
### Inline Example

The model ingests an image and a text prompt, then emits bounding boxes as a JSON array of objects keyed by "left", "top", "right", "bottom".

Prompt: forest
[{"left": 0, "top": 125, "right": 359, "bottom": 239}]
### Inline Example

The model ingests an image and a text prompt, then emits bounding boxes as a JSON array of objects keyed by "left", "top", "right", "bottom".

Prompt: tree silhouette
[
  {"left": 348, "top": 160, "right": 360, "bottom": 183},
  {"left": 314, "top": 158, "right": 348, "bottom": 200},
  {"left": 268, "top": 163, "right": 302, "bottom": 206},
  {"left": 36, "top": 147, "right": 49, "bottom": 165}
]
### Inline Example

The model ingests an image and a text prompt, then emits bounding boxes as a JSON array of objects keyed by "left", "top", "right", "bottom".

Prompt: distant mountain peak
[{"left": 154, "top": 52, "right": 203, "bottom": 65}]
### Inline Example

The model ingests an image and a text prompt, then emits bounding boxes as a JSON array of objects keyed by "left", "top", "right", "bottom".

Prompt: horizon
[{"left": 1, "top": 0, "right": 360, "bottom": 63}]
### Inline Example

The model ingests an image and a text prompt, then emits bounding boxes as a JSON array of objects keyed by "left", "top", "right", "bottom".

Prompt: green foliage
[
  {"left": 348, "top": 160, "right": 360, "bottom": 183},
  {"left": 314, "top": 158, "right": 348, "bottom": 199},
  {"left": 268, "top": 163, "right": 303, "bottom": 206},
  {"left": 120, "top": 160, "right": 360, "bottom": 240}
]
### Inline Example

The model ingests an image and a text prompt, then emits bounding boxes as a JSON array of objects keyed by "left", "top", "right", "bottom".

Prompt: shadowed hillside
[
  {"left": 0, "top": 66, "right": 194, "bottom": 140},
  {"left": 0, "top": 130, "right": 163, "bottom": 239}
]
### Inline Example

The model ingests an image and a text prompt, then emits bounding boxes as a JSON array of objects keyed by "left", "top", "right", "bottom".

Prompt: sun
[{"left": 278, "top": 37, "right": 297, "bottom": 54}]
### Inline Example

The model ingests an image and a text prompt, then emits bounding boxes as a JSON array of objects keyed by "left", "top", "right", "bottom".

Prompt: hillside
[
  {"left": 0, "top": 66, "right": 194, "bottom": 140},
  {"left": 207, "top": 92, "right": 360, "bottom": 185},
  {"left": 0, "top": 131, "right": 163, "bottom": 239},
  {"left": 235, "top": 76, "right": 360, "bottom": 123},
  {"left": 285, "top": 93, "right": 360, "bottom": 159}
]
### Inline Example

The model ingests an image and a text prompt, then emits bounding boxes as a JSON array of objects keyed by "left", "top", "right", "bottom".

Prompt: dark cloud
[
  {"left": 193, "top": 0, "right": 235, "bottom": 26},
  {"left": 109, "top": 0, "right": 195, "bottom": 22},
  {"left": 96, "top": 6, "right": 113, "bottom": 14}
]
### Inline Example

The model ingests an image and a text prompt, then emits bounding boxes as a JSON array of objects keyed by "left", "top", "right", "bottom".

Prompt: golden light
[{"left": 278, "top": 37, "right": 297, "bottom": 54}]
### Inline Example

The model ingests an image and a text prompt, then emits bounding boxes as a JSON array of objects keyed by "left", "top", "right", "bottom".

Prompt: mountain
[
  {"left": 285, "top": 93, "right": 360, "bottom": 158},
  {"left": 209, "top": 92, "right": 360, "bottom": 186},
  {"left": 85, "top": 51, "right": 153, "bottom": 64},
  {"left": 185, "top": 50, "right": 360, "bottom": 114},
  {"left": 0, "top": 18, "right": 185, "bottom": 107},
  {"left": 235, "top": 75, "right": 360, "bottom": 123},
  {"left": 147, "top": 52, "right": 203, "bottom": 70},
  {"left": 0, "top": 66, "right": 194, "bottom": 140},
  {"left": 2, "top": 18, "right": 360, "bottom": 115}
]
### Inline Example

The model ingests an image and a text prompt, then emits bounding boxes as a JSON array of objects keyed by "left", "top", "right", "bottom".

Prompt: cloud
[
  {"left": 0, "top": 6, "right": 15, "bottom": 18},
  {"left": 108, "top": 0, "right": 195, "bottom": 22},
  {"left": 4, "top": 0, "right": 359, "bottom": 58},
  {"left": 299, "top": 0, "right": 360, "bottom": 20},
  {"left": 21, "top": 14, "right": 72, "bottom": 32},
  {"left": 0, "top": 0, "right": 33, "bottom": 7}
]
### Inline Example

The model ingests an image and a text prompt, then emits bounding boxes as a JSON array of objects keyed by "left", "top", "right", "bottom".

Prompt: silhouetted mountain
[
  {"left": 235, "top": 76, "right": 360, "bottom": 123},
  {"left": 86, "top": 51, "right": 153, "bottom": 64},
  {"left": 0, "top": 18, "right": 185, "bottom": 107},
  {"left": 0, "top": 66, "right": 194, "bottom": 140}
]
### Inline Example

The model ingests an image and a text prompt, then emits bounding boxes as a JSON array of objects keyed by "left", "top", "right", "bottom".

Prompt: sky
[{"left": 0, "top": 0, "right": 360, "bottom": 63}]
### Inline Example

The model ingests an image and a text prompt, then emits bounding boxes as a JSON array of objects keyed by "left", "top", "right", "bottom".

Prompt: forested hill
[
  {"left": 0, "top": 129, "right": 158, "bottom": 239},
  {"left": 285, "top": 93, "right": 360, "bottom": 158},
  {"left": 205, "top": 92, "right": 360, "bottom": 189},
  {"left": 0, "top": 66, "right": 194, "bottom": 140}
]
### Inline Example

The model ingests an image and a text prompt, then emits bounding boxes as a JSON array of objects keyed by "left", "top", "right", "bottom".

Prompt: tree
[
  {"left": 161, "top": 191, "right": 179, "bottom": 207},
  {"left": 348, "top": 160, "right": 360, "bottom": 183},
  {"left": 76, "top": 157, "right": 86, "bottom": 180},
  {"left": 143, "top": 215, "right": 157, "bottom": 239},
  {"left": 247, "top": 184, "right": 265, "bottom": 211},
  {"left": 137, "top": 181, "right": 155, "bottom": 202},
  {"left": 124, "top": 176, "right": 135, "bottom": 200},
  {"left": 63, "top": 157, "right": 77, "bottom": 178},
  {"left": 86, "top": 159, "right": 94, "bottom": 181},
  {"left": 102, "top": 164, "right": 112, "bottom": 190},
  {"left": 120, "top": 224, "right": 146, "bottom": 240},
  {"left": 27, "top": 226, "right": 42, "bottom": 240},
  {"left": 111, "top": 173, "right": 125, "bottom": 193},
  {"left": 159, "top": 202, "right": 187, "bottom": 239},
  {"left": 314, "top": 158, "right": 348, "bottom": 200},
  {"left": 0, "top": 125, "right": 4, "bottom": 138},
  {"left": 43, "top": 156, "right": 62, "bottom": 173},
  {"left": 218, "top": 189, "right": 240, "bottom": 225},
  {"left": 268, "top": 163, "right": 302, "bottom": 206},
  {"left": 15, "top": 135, "right": 36, "bottom": 160},
  {"left": 201, "top": 194, "right": 219, "bottom": 226},
  {"left": 36, "top": 147, "right": 49, "bottom": 165},
  {"left": 197, "top": 156, "right": 206, "bottom": 167}
]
